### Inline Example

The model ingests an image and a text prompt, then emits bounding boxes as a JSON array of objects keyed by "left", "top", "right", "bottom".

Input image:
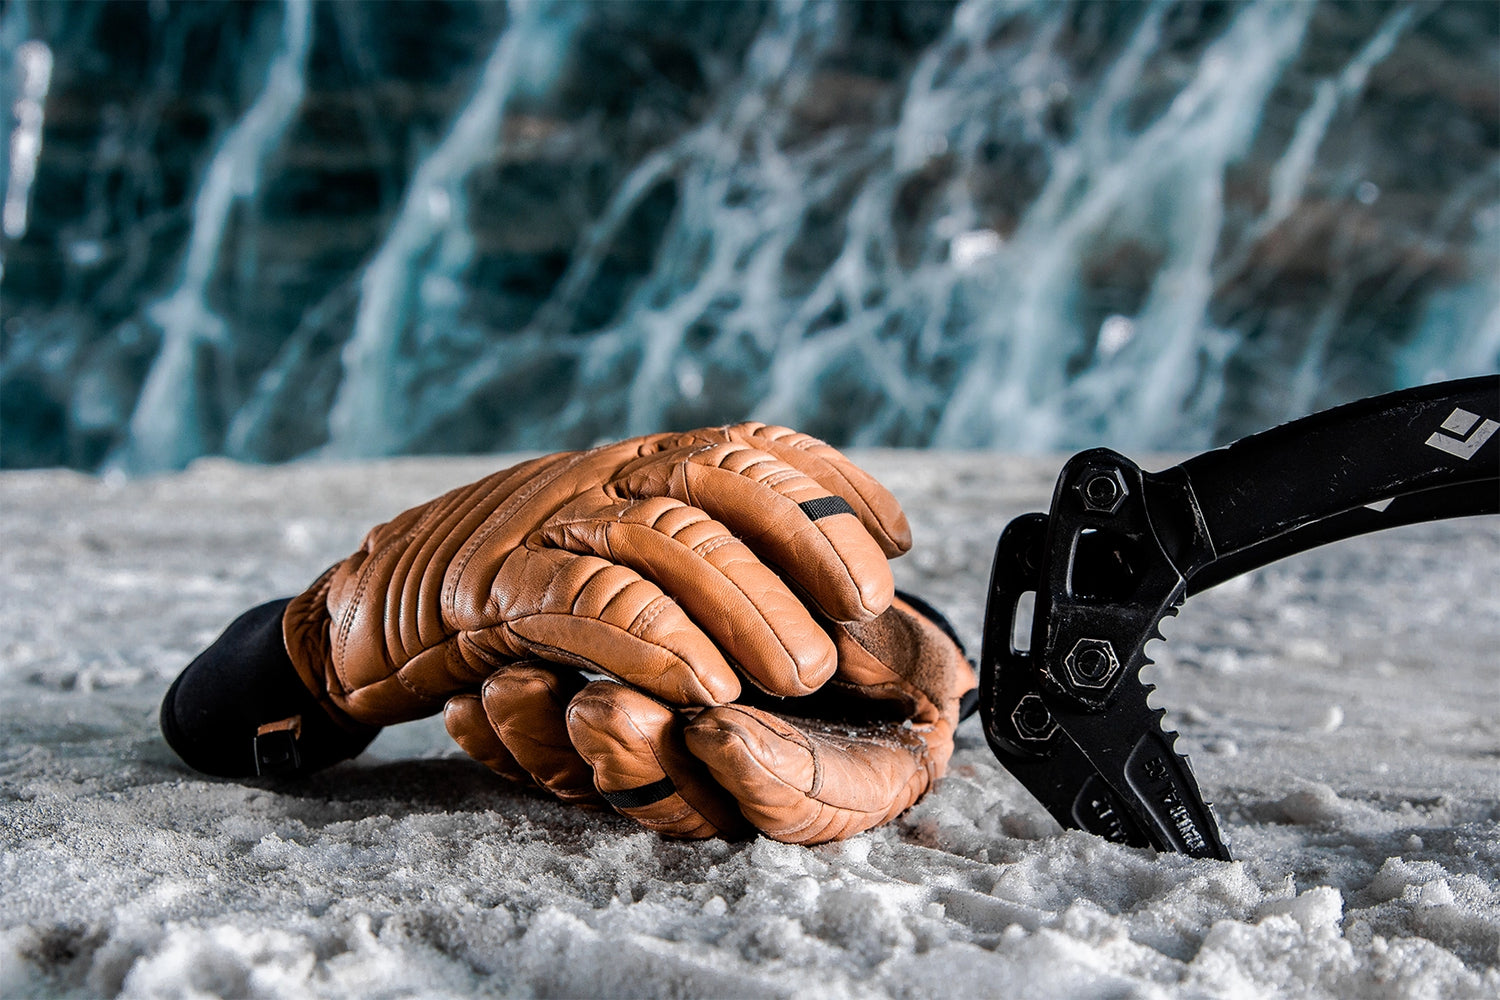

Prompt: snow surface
[{"left": 2, "top": 453, "right": 1497, "bottom": 998}]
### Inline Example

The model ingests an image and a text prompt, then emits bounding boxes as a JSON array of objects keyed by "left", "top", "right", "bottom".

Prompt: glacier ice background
[{"left": 0, "top": 0, "right": 1496, "bottom": 471}]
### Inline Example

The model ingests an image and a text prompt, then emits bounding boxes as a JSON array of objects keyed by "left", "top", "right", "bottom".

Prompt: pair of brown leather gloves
[{"left": 161, "top": 424, "right": 976, "bottom": 845}]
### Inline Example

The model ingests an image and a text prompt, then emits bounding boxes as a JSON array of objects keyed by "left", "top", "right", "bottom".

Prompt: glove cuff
[
  {"left": 893, "top": 589, "right": 966, "bottom": 657},
  {"left": 160, "top": 599, "right": 380, "bottom": 778},
  {"left": 894, "top": 590, "right": 980, "bottom": 721}
]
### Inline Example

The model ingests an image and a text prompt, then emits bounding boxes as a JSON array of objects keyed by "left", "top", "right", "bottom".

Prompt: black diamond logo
[{"left": 1424, "top": 407, "right": 1498, "bottom": 461}]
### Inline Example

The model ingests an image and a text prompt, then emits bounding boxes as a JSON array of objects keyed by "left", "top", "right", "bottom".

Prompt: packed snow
[{"left": 2, "top": 453, "right": 1497, "bottom": 998}]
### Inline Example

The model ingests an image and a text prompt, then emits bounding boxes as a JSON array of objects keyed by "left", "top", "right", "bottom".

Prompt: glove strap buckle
[{"left": 254, "top": 716, "right": 304, "bottom": 776}]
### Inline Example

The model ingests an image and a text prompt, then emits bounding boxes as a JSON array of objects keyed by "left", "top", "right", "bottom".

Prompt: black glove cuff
[{"left": 160, "top": 598, "right": 379, "bottom": 778}]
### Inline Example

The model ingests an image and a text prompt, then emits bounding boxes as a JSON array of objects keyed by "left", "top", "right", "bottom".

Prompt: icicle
[
  {"left": 323, "top": 0, "right": 576, "bottom": 458},
  {"left": 112, "top": 0, "right": 312, "bottom": 472},
  {"left": 2, "top": 38, "right": 51, "bottom": 242},
  {"left": 351, "top": 0, "right": 1474, "bottom": 461},
  {"left": 933, "top": 1, "right": 1315, "bottom": 451},
  {"left": 391, "top": 0, "right": 843, "bottom": 449},
  {"left": 1267, "top": 6, "right": 1415, "bottom": 229},
  {"left": 84, "top": 0, "right": 1482, "bottom": 466},
  {"left": 1399, "top": 193, "right": 1500, "bottom": 385}
]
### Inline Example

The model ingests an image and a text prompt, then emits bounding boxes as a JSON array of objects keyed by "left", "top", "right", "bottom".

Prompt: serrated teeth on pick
[{"left": 1206, "top": 802, "right": 1231, "bottom": 847}]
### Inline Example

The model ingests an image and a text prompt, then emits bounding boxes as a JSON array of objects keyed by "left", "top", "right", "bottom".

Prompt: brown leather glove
[
  {"left": 444, "top": 595, "right": 976, "bottom": 844},
  {"left": 282, "top": 423, "right": 910, "bottom": 732}
]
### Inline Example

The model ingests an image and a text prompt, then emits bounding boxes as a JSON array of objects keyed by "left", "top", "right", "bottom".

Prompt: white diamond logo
[{"left": 1425, "top": 407, "right": 1498, "bottom": 460}]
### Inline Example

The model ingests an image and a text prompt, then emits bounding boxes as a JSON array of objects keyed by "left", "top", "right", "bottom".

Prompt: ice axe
[{"left": 970, "top": 376, "right": 1499, "bottom": 859}]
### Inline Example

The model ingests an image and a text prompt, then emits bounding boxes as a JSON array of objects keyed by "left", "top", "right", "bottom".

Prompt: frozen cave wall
[{"left": 0, "top": 0, "right": 1496, "bottom": 471}]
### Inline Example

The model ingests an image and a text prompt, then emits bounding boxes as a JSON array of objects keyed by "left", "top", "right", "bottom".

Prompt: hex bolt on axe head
[
  {"left": 1063, "top": 638, "right": 1120, "bottom": 691},
  {"left": 1076, "top": 467, "right": 1129, "bottom": 514},
  {"left": 1011, "top": 693, "right": 1059, "bottom": 742}
]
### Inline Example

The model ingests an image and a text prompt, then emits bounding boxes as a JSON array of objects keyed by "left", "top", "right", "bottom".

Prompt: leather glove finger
[
  {"left": 563, "top": 596, "right": 971, "bottom": 845},
  {"left": 443, "top": 662, "right": 601, "bottom": 804},
  {"left": 557, "top": 688, "right": 928, "bottom": 844},
  {"left": 621, "top": 436, "right": 900, "bottom": 622},
  {"left": 683, "top": 706, "right": 935, "bottom": 844},
  {"left": 564, "top": 680, "right": 749, "bottom": 839},
  {"left": 484, "top": 546, "right": 745, "bottom": 706},
  {"left": 731, "top": 423, "right": 911, "bottom": 559},
  {"left": 643, "top": 423, "right": 911, "bottom": 559},
  {"left": 535, "top": 494, "right": 837, "bottom": 696},
  {"left": 444, "top": 691, "right": 534, "bottom": 786},
  {"left": 445, "top": 665, "right": 740, "bottom": 831},
  {"left": 683, "top": 595, "right": 975, "bottom": 845}
]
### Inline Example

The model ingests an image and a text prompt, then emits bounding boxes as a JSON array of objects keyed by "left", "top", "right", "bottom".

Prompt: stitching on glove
[
  {"left": 343, "top": 497, "right": 465, "bottom": 677},
  {"left": 749, "top": 424, "right": 797, "bottom": 446},
  {"left": 390, "top": 637, "right": 473, "bottom": 702},
  {"left": 691, "top": 533, "right": 739, "bottom": 559},
  {"left": 759, "top": 467, "right": 803, "bottom": 490},
  {"left": 335, "top": 538, "right": 411, "bottom": 693},
  {"left": 439, "top": 471, "right": 528, "bottom": 610},
  {"left": 629, "top": 595, "right": 673, "bottom": 637},
  {"left": 448, "top": 452, "right": 589, "bottom": 609},
  {"left": 705, "top": 442, "right": 751, "bottom": 472},
  {"left": 393, "top": 662, "right": 440, "bottom": 702},
  {"left": 445, "top": 636, "right": 489, "bottom": 683},
  {"left": 564, "top": 556, "right": 621, "bottom": 617},
  {"left": 745, "top": 458, "right": 796, "bottom": 488}
]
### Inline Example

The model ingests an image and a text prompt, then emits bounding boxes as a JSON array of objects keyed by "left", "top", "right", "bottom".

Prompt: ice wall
[{"left": 2, "top": 0, "right": 1496, "bottom": 470}]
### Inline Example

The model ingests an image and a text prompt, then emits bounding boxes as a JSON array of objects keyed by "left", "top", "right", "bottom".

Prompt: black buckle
[{"left": 253, "top": 716, "right": 303, "bottom": 776}]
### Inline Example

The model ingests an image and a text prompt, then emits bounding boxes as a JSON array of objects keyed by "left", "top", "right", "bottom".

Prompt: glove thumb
[{"left": 683, "top": 596, "right": 975, "bottom": 844}]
